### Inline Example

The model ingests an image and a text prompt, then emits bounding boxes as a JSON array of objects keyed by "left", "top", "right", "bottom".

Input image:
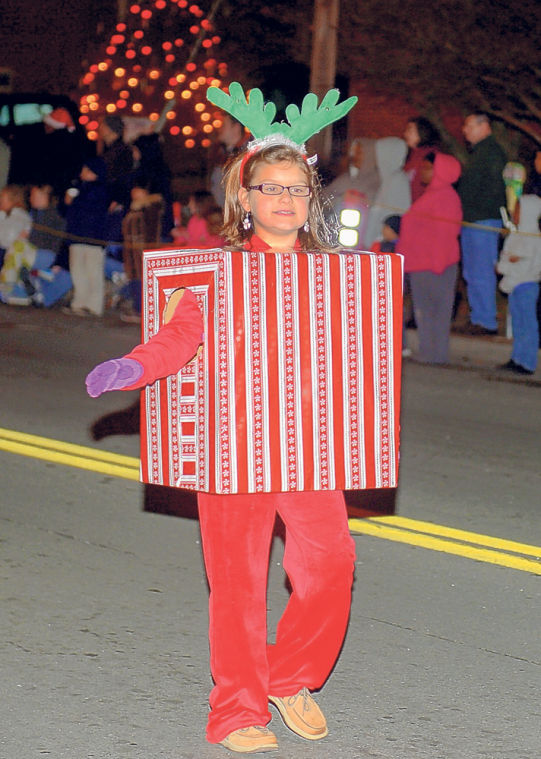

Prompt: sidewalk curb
[{"left": 404, "top": 328, "right": 541, "bottom": 385}]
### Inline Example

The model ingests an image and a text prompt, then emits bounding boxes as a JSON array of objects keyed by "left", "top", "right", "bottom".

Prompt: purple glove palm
[{"left": 86, "top": 358, "right": 143, "bottom": 398}]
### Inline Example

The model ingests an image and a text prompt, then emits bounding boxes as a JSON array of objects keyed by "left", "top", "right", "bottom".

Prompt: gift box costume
[{"left": 129, "top": 238, "right": 402, "bottom": 494}]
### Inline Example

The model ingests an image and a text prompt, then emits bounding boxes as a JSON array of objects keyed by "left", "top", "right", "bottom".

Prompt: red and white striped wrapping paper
[{"left": 140, "top": 247, "right": 403, "bottom": 494}]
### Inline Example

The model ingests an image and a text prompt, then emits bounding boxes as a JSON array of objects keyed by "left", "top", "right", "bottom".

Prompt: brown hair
[{"left": 221, "top": 143, "right": 337, "bottom": 250}]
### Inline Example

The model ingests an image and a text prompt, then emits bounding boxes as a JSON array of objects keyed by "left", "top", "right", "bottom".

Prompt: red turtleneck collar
[{"left": 244, "top": 234, "right": 302, "bottom": 252}]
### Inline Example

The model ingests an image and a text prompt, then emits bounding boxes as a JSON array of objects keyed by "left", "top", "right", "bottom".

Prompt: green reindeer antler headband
[{"left": 206, "top": 81, "right": 358, "bottom": 169}]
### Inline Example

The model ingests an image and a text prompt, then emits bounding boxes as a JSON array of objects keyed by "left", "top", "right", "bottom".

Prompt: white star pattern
[{"left": 139, "top": 249, "right": 399, "bottom": 494}]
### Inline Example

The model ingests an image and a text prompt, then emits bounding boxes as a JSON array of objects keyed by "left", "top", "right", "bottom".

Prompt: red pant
[{"left": 197, "top": 489, "right": 356, "bottom": 743}]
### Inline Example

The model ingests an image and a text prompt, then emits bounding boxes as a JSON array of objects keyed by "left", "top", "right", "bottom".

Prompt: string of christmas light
[{"left": 78, "top": 0, "right": 227, "bottom": 148}]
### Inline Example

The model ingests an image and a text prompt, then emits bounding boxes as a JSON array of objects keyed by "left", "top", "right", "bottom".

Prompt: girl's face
[
  {"left": 238, "top": 160, "right": 310, "bottom": 249},
  {"left": 30, "top": 186, "right": 51, "bottom": 210},
  {"left": 80, "top": 165, "right": 97, "bottom": 182},
  {"left": 131, "top": 186, "right": 149, "bottom": 203},
  {"left": 0, "top": 189, "right": 13, "bottom": 212},
  {"left": 419, "top": 159, "right": 434, "bottom": 186},
  {"left": 404, "top": 121, "right": 420, "bottom": 149},
  {"left": 382, "top": 224, "right": 398, "bottom": 242}
]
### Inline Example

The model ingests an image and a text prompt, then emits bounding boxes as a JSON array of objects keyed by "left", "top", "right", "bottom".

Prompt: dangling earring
[
  {"left": 303, "top": 220, "right": 310, "bottom": 233},
  {"left": 243, "top": 212, "right": 252, "bottom": 231}
]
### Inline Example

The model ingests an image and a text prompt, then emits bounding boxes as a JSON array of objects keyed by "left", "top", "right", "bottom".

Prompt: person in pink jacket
[
  {"left": 171, "top": 190, "right": 225, "bottom": 249},
  {"left": 399, "top": 152, "right": 463, "bottom": 364}
]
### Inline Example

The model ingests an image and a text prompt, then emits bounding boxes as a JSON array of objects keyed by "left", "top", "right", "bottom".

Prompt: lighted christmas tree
[{"left": 78, "top": 0, "right": 227, "bottom": 151}]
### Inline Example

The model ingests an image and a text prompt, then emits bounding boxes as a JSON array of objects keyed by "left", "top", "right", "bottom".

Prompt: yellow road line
[
  {"left": 370, "top": 515, "right": 541, "bottom": 559},
  {"left": 1, "top": 426, "right": 540, "bottom": 575},
  {"left": 0, "top": 427, "right": 138, "bottom": 465},
  {"left": 0, "top": 426, "right": 140, "bottom": 481},
  {"left": 349, "top": 518, "right": 541, "bottom": 575}
]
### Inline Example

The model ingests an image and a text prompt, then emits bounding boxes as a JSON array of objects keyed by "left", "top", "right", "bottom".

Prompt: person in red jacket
[
  {"left": 399, "top": 152, "right": 463, "bottom": 364},
  {"left": 85, "top": 138, "right": 356, "bottom": 754}
]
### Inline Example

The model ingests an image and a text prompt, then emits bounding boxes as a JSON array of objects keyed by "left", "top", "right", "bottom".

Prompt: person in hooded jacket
[
  {"left": 326, "top": 137, "right": 381, "bottom": 249},
  {"left": 327, "top": 138, "right": 380, "bottom": 206},
  {"left": 364, "top": 136, "right": 411, "bottom": 248},
  {"left": 496, "top": 194, "right": 541, "bottom": 375},
  {"left": 399, "top": 152, "right": 463, "bottom": 364}
]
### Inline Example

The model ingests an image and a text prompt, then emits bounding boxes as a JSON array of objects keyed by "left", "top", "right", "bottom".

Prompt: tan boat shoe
[
  {"left": 219, "top": 725, "right": 278, "bottom": 753},
  {"left": 269, "top": 687, "right": 328, "bottom": 740}
]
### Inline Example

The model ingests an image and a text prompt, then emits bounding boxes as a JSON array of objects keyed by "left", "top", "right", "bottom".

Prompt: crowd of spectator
[
  {"left": 0, "top": 106, "right": 539, "bottom": 374},
  {"left": 326, "top": 113, "right": 541, "bottom": 375},
  {"left": 0, "top": 109, "right": 221, "bottom": 323}
]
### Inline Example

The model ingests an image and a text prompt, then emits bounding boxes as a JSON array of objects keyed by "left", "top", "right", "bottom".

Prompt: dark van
[{"left": 0, "top": 93, "right": 84, "bottom": 186}]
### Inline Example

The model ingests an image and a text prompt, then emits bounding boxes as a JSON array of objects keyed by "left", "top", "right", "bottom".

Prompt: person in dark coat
[
  {"left": 98, "top": 115, "right": 134, "bottom": 247},
  {"left": 41, "top": 108, "right": 86, "bottom": 198},
  {"left": 98, "top": 115, "right": 134, "bottom": 210},
  {"left": 131, "top": 131, "right": 173, "bottom": 237},
  {"left": 63, "top": 156, "right": 108, "bottom": 316},
  {"left": 457, "top": 113, "right": 507, "bottom": 334}
]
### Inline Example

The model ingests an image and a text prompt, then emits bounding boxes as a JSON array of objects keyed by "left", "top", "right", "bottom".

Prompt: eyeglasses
[{"left": 247, "top": 183, "right": 311, "bottom": 197}]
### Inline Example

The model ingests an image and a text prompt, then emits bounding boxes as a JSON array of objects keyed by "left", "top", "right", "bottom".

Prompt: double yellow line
[
  {"left": 350, "top": 515, "right": 541, "bottom": 575},
  {"left": 1, "top": 426, "right": 540, "bottom": 575},
  {"left": 0, "top": 426, "right": 140, "bottom": 481}
]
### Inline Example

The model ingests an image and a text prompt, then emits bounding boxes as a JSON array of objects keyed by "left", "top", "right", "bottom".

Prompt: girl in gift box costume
[{"left": 86, "top": 84, "right": 358, "bottom": 754}]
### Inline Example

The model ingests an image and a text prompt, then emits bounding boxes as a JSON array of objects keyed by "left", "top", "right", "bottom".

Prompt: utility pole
[
  {"left": 309, "top": 0, "right": 340, "bottom": 163},
  {"left": 117, "top": 0, "right": 127, "bottom": 22}
]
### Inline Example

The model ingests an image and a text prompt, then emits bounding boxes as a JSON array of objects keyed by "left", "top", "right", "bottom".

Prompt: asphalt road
[{"left": 1, "top": 303, "right": 540, "bottom": 759}]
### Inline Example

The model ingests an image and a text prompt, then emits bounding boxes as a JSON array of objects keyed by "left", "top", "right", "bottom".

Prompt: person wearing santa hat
[
  {"left": 40, "top": 107, "right": 86, "bottom": 198},
  {"left": 43, "top": 108, "right": 76, "bottom": 134}
]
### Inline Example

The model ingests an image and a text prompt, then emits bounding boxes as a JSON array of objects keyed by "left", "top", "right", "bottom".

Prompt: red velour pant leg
[
  {"left": 197, "top": 492, "right": 276, "bottom": 743},
  {"left": 267, "top": 490, "right": 356, "bottom": 696}
]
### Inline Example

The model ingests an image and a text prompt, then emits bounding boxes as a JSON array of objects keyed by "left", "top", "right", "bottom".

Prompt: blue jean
[
  {"left": 34, "top": 249, "right": 55, "bottom": 269},
  {"left": 461, "top": 219, "right": 502, "bottom": 330},
  {"left": 104, "top": 252, "right": 124, "bottom": 279},
  {"left": 120, "top": 279, "right": 141, "bottom": 313},
  {"left": 509, "top": 282, "right": 540, "bottom": 371},
  {"left": 7, "top": 250, "right": 72, "bottom": 308},
  {"left": 39, "top": 268, "right": 72, "bottom": 307},
  {"left": 33, "top": 250, "right": 72, "bottom": 307}
]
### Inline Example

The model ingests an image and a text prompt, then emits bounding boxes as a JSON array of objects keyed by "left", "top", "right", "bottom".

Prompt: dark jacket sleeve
[{"left": 122, "top": 288, "right": 204, "bottom": 389}]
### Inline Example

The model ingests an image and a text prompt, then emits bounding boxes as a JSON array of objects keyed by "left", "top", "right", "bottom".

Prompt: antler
[
  {"left": 206, "top": 82, "right": 358, "bottom": 145},
  {"left": 206, "top": 82, "right": 277, "bottom": 139},
  {"left": 277, "top": 89, "right": 358, "bottom": 144}
]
